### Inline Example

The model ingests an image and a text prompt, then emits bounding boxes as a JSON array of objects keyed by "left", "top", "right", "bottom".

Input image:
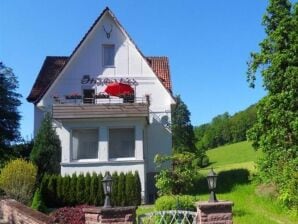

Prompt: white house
[{"left": 27, "top": 7, "right": 175, "bottom": 203}]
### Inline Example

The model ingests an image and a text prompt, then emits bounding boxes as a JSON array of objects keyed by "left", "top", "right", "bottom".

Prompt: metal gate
[{"left": 138, "top": 210, "right": 198, "bottom": 224}]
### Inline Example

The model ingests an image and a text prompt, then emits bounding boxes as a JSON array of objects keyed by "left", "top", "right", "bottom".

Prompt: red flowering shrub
[{"left": 50, "top": 205, "right": 93, "bottom": 224}]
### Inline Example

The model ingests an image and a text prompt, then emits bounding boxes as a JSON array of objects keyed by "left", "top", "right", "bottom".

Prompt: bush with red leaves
[{"left": 50, "top": 205, "right": 93, "bottom": 224}]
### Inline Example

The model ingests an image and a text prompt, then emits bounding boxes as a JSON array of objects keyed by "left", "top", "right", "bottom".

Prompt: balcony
[{"left": 52, "top": 97, "right": 149, "bottom": 120}]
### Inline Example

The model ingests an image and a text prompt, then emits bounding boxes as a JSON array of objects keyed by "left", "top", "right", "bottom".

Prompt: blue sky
[{"left": 1, "top": 0, "right": 267, "bottom": 139}]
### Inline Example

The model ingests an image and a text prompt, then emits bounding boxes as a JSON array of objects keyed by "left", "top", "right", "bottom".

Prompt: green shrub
[
  {"left": 96, "top": 173, "right": 104, "bottom": 206},
  {"left": 47, "top": 175, "right": 57, "bottom": 207},
  {"left": 0, "top": 159, "right": 37, "bottom": 204},
  {"left": 111, "top": 172, "right": 119, "bottom": 206},
  {"left": 125, "top": 172, "right": 135, "bottom": 206},
  {"left": 155, "top": 153, "right": 200, "bottom": 195},
  {"left": 63, "top": 175, "right": 71, "bottom": 205},
  {"left": 155, "top": 195, "right": 197, "bottom": 211},
  {"left": 67, "top": 173, "right": 77, "bottom": 206},
  {"left": 118, "top": 172, "right": 126, "bottom": 206},
  {"left": 90, "top": 173, "right": 98, "bottom": 205},
  {"left": 56, "top": 175, "right": 64, "bottom": 206},
  {"left": 84, "top": 173, "right": 91, "bottom": 204},
  {"left": 40, "top": 174, "right": 50, "bottom": 205},
  {"left": 76, "top": 174, "right": 85, "bottom": 204},
  {"left": 38, "top": 172, "right": 141, "bottom": 207},
  {"left": 31, "top": 188, "right": 46, "bottom": 212},
  {"left": 134, "top": 171, "right": 142, "bottom": 205}
]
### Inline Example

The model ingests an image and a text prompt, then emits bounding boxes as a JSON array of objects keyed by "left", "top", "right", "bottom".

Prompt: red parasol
[{"left": 104, "top": 82, "right": 134, "bottom": 97}]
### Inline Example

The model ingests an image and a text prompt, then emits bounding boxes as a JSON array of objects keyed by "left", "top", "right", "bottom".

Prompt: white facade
[{"left": 30, "top": 8, "right": 175, "bottom": 202}]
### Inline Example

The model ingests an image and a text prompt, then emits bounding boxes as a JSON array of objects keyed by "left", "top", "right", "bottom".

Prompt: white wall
[
  {"left": 33, "top": 10, "right": 174, "bottom": 203},
  {"left": 33, "top": 106, "right": 45, "bottom": 137}
]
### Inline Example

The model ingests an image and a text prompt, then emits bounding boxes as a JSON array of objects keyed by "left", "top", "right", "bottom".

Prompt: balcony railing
[
  {"left": 53, "top": 96, "right": 147, "bottom": 105},
  {"left": 52, "top": 96, "right": 149, "bottom": 120}
]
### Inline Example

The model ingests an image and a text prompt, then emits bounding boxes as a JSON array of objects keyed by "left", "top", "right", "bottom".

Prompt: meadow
[{"left": 137, "top": 141, "right": 297, "bottom": 224}]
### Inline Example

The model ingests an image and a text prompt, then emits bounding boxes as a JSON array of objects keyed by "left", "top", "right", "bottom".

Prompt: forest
[{"left": 194, "top": 104, "right": 256, "bottom": 150}]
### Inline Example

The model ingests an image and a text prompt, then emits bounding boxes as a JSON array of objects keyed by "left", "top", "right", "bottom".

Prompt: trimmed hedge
[{"left": 41, "top": 172, "right": 141, "bottom": 208}]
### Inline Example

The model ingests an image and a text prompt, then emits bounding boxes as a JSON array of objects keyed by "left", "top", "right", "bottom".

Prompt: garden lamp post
[
  {"left": 207, "top": 168, "right": 218, "bottom": 202},
  {"left": 102, "top": 172, "right": 113, "bottom": 208}
]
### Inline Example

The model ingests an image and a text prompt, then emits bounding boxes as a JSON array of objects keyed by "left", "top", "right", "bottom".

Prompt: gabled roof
[
  {"left": 27, "top": 56, "right": 172, "bottom": 103},
  {"left": 27, "top": 7, "right": 173, "bottom": 104},
  {"left": 27, "top": 56, "right": 69, "bottom": 103}
]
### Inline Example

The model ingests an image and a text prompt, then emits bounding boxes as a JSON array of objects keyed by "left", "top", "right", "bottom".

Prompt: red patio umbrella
[{"left": 104, "top": 82, "right": 134, "bottom": 97}]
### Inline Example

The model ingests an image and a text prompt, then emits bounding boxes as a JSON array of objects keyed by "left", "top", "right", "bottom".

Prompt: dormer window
[{"left": 103, "top": 44, "right": 115, "bottom": 67}]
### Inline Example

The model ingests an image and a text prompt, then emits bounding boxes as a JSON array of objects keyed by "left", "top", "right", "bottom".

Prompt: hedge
[{"left": 40, "top": 172, "right": 141, "bottom": 208}]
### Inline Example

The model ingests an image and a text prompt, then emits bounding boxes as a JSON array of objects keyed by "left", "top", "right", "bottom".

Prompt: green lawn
[
  {"left": 137, "top": 141, "right": 297, "bottom": 224},
  {"left": 206, "top": 141, "right": 261, "bottom": 167}
]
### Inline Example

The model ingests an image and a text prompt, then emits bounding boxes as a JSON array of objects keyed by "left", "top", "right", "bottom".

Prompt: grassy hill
[
  {"left": 201, "top": 141, "right": 262, "bottom": 174},
  {"left": 138, "top": 141, "right": 297, "bottom": 223}
]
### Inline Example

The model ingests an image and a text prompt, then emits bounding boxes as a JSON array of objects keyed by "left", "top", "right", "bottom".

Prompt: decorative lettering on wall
[{"left": 81, "top": 75, "right": 138, "bottom": 86}]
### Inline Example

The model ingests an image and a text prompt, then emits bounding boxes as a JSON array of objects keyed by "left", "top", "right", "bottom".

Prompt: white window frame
[
  {"left": 102, "top": 44, "right": 115, "bottom": 67},
  {"left": 71, "top": 128, "right": 99, "bottom": 162},
  {"left": 108, "top": 126, "right": 136, "bottom": 161}
]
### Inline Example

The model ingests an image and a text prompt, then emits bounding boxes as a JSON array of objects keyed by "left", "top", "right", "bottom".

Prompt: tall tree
[
  {"left": 30, "top": 113, "right": 61, "bottom": 181},
  {"left": 247, "top": 0, "right": 297, "bottom": 210},
  {"left": 0, "top": 62, "right": 21, "bottom": 149},
  {"left": 172, "top": 95, "right": 197, "bottom": 154}
]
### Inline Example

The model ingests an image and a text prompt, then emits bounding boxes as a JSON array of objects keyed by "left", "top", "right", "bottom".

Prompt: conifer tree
[
  {"left": 31, "top": 188, "right": 46, "bottom": 212},
  {"left": 30, "top": 113, "right": 61, "bottom": 182},
  {"left": 40, "top": 174, "right": 50, "bottom": 207},
  {"left": 117, "top": 173, "right": 126, "bottom": 206},
  {"left": 47, "top": 175, "right": 57, "bottom": 207},
  {"left": 172, "top": 95, "right": 197, "bottom": 153},
  {"left": 125, "top": 172, "right": 135, "bottom": 206},
  {"left": 90, "top": 173, "right": 98, "bottom": 205},
  {"left": 76, "top": 173, "right": 85, "bottom": 204},
  {"left": 96, "top": 173, "right": 104, "bottom": 206},
  {"left": 0, "top": 62, "right": 21, "bottom": 149},
  {"left": 134, "top": 171, "right": 142, "bottom": 205},
  {"left": 62, "top": 175, "right": 71, "bottom": 205},
  {"left": 111, "top": 172, "right": 119, "bottom": 206},
  {"left": 84, "top": 173, "right": 91, "bottom": 204},
  {"left": 56, "top": 175, "right": 63, "bottom": 206},
  {"left": 69, "top": 173, "right": 77, "bottom": 205}
]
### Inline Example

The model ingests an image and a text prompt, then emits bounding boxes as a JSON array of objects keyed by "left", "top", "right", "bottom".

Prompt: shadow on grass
[
  {"left": 192, "top": 169, "right": 250, "bottom": 194},
  {"left": 233, "top": 209, "right": 248, "bottom": 217}
]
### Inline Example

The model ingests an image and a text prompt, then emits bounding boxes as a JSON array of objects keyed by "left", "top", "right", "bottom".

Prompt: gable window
[
  {"left": 103, "top": 45, "right": 115, "bottom": 67},
  {"left": 83, "top": 89, "right": 95, "bottom": 104},
  {"left": 72, "top": 129, "right": 98, "bottom": 160},
  {"left": 109, "top": 128, "right": 135, "bottom": 159}
]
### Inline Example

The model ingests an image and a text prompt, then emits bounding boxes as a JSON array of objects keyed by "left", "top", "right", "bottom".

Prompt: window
[
  {"left": 72, "top": 129, "right": 98, "bottom": 160},
  {"left": 83, "top": 89, "right": 95, "bottom": 104},
  {"left": 109, "top": 128, "right": 135, "bottom": 159},
  {"left": 103, "top": 45, "right": 115, "bottom": 66}
]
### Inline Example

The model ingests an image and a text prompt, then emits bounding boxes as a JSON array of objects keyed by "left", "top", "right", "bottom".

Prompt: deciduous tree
[{"left": 247, "top": 0, "right": 298, "bottom": 211}]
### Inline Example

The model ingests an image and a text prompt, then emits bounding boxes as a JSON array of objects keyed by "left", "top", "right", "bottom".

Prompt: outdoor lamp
[
  {"left": 102, "top": 172, "right": 113, "bottom": 208},
  {"left": 207, "top": 168, "right": 218, "bottom": 202}
]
